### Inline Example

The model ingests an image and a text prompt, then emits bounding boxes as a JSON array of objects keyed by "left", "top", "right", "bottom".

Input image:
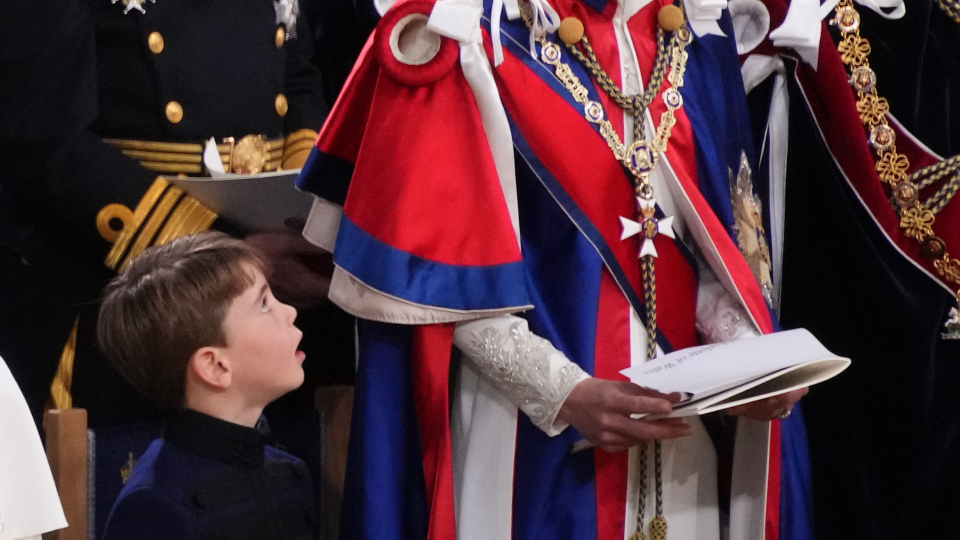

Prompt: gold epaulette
[
  {"left": 281, "top": 129, "right": 319, "bottom": 170},
  {"left": 96, "top": 177, "right": 218, "bottom": 271},
  {"left": 105, "top": 136, "right": 284, "bottom": 175}
]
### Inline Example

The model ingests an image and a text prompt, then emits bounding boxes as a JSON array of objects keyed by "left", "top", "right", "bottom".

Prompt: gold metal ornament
[
  {"left": 730, "top": 153, "right": 774, "bottom": 305},
  {"left": 934, "top": 255, "right": 960, "bottom": 284},
  {"left": 899, "top": 204, "right": 935, "bottom": 241},
  {"left": 838, "top": 33, "right": 870, "bottom": 66},
  {"left": 875, "top": 150, "right": 909, "bottom": 185},
  {"left": 856, "top": 94, "right": 889, "bottom": 126},
  {"left": 148, "top": 32, "right": 164, "bottom": 54},
  {"left": 228, "top": 135, "right": 270, "bottom": 174}
]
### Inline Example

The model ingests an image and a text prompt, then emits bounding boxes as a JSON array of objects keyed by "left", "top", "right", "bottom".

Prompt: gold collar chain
[
  {"left": 521, "top": 3, "right": 692, "bottom": 537},
  {"left": 832, "top": 0, "right": 960, "bottom": 338},
  {"left": 538, "top": 21, "right": 692, "bottom": 197},
  {"left": 936, "top": 0, "right": 960, "bottom": 24}
]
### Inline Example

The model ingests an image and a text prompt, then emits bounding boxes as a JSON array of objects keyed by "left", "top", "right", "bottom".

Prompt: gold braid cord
[
  {"left": 936, "top": 0, "right": 960, "bottom": 24},
  {"left": 97, "top": 177, "right": 218, "bottom": 272},
  {"left": 282, "top": 129, "right": 319, "bottom": 169},
  {"left": 531, "top": 3, "right": 692, "bottom": 536},
  {"left": 833, "top": 0, "right": 960, "bottom": 300},
  {"left": 632, "top": 442, "right": 650, "bottom": 540},
  {"left": 642, "top": 257, "right": 659, "bottom": 361}
]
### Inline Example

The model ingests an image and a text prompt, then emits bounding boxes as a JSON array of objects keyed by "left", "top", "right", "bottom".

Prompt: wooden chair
[{"left": 42, "top": 409, "right": 88, "bottom": 540}]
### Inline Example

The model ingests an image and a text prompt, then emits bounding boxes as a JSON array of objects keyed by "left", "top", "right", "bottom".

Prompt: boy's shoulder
[
  {"left": 264, "top": 444, "right": 305, "bottom": 466},
  {"left": 105, "top": 439, "right": 314, "bottom": 540},
  {"left": 264, "top": 444, "right": 313, "bottom": 488},
  {"left": 102, "top": 440, "right": 194, "bottom": 540}
]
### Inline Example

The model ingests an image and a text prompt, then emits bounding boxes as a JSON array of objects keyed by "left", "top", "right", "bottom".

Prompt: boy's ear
[{"left": 188, "top": 346, "right": 232, "bottom": 391}]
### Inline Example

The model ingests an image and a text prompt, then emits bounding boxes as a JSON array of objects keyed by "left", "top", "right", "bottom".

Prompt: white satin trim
[
  {"left": 729, "top": 0, "right": 770, "bottom": 54},
  {"left": 328, "top": 267, "right": 531, "bottom": 324},
  {"left": 490, "top": 0, "right": 561, "bottom": 66},
  {"left": 741, "top": 54, "right": 788, "bottom": 313},
  {"left": 686, "top": 0, "right": 729, "bottom": 37},
  {"left": 768, "top": 0, "right": 904, "bottom": 70}
]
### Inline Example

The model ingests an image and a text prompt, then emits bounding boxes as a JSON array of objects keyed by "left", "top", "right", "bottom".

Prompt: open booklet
[
  {"left": 620, "top": 328, "right": 850, "bottom": 418},
  {"left": 167, "top": 169, "right": 314, "bottom": 232}
]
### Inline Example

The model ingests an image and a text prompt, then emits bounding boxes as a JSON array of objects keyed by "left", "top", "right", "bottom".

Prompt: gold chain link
[{"left": 833, "top": 0, "right": 960, "bottom": 297}]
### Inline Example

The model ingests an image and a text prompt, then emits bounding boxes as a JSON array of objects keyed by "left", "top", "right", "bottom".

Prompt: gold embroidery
[
  {"left": 120, "top": 453, "right": 137, "bottom": 484},
  {"left": 101, "top": 178, "right": 169, "bottom": 270}
]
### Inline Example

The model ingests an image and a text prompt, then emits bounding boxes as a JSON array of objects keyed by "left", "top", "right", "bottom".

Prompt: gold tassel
[{"left": 650, "top": 516, "right": 667, "bottom": 540}]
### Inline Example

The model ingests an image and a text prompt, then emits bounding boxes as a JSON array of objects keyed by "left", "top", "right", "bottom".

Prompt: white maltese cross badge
[
  {"left": 113, "top": 0, "right": 155, "bottom": 15},
  {"left": 619, "top": 197, "right": 675, "bottom": 258}
]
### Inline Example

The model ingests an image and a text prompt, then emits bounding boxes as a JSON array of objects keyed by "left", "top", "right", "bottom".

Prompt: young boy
[{"left": 97, "top": 231, "right": 314, "bottom": 540}]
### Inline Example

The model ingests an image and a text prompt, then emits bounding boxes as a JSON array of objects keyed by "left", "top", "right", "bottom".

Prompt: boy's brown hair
[{"left": 97, "top": 231, "right": 267, "bottom": 411}]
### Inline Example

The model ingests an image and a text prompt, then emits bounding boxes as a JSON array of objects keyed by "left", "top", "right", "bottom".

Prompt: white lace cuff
[
  {"left": 696, "top": 278, "right": 759, "bottom": 344},
  {"left": 454, "top": 315, "right": 589, "bottom": 436}
]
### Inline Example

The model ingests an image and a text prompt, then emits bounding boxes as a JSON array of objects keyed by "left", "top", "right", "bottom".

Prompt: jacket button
[
  {"left": 275, "top": 94, "right": 288, "bottom": 117},
  {"left": 275, "top": 27, "right": 285, "bottom": 48},
  {"left": 148, "top": 31, "right": 164, "bottom": 54},
  {"left": 165, "top": 101, "right": 183, "bottom": 123}
]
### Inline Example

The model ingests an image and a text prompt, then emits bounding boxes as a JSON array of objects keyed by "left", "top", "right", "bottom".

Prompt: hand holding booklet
[
  {"left": 620, "top": 328, "right": 850, "bottom": 418},
  {"left": 167, "top": 169, "right": 314, "bottom": 233}
]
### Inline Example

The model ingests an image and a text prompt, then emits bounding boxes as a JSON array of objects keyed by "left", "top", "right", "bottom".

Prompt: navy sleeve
[{"left": 102, "top": 488, "right": 192, "bottom": 540}]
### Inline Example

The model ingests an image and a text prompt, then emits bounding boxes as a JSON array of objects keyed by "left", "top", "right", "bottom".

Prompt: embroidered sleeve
[{"left": 454, "top": 315, "right": 589, "bottom": 436}]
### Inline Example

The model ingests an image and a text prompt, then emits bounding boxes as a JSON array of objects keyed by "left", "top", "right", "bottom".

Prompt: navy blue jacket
[{"left": 102, "top": 410, "right": 316, "bottom": 540}]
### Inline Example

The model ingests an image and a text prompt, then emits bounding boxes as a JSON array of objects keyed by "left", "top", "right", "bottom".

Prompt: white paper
[
  {"left": 620, "top": 328, "right": 850, "bottom": 417},
  {"left": 168, "top": 169, "right": 314, "bottom": 232},
  {"left": 203, "top": 137, "right": 226, "bottom": 175}
]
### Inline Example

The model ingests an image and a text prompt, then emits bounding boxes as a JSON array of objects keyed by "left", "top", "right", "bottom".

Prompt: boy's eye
[{"left": 260, "top": 296, "right": 271, "bottom": 313}]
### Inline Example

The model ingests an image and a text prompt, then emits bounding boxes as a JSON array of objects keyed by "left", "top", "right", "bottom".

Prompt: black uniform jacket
[
  {"left": 102, "top": 410, "right": 316, "bottom": 540},
  {"left": 0, "top": 0, "right": 326, "bottom": 424}
]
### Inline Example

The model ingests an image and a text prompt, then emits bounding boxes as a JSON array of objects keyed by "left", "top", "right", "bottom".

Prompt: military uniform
[
  {"left": 102, "top": 410, "right": 316, "bottom": 540},
  {"left": 0, "top": 0, "right": 342, "bottom": 427}
]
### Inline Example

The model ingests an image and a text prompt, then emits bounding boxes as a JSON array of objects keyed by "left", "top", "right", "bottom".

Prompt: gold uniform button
[
  {"left": 165, "top": 101, "right": 183, "bottom": 123},
  {"left": 275, "top": 94, "right": 288, "bottom": 117},
  {"left": 148, "top": 31, "right": 164, "bottom": 54},
  {"left": 275, "top": 27, "right": 286, "bottom": 48}
]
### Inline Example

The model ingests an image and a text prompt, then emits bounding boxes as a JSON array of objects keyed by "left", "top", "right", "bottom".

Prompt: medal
[
  {"left": 620, "top": 197, "right": 676, "bottom": 259},
  {"left": 943, "top": 294, "right": 960, "bottom": 340},
  {"left": 274, "top": 0, "right": 299, "bottom": 40},
  {"left": 729, "top": 152, "right": 774, "bottom": 305},
  {"left": 112, "top": 0, "right": 155, "bottom": 15}
]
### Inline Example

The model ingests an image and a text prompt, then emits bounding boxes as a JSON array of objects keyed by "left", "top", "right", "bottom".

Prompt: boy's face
[{"left": 219, "top": 265, "right": 305, "bottom": 404}]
